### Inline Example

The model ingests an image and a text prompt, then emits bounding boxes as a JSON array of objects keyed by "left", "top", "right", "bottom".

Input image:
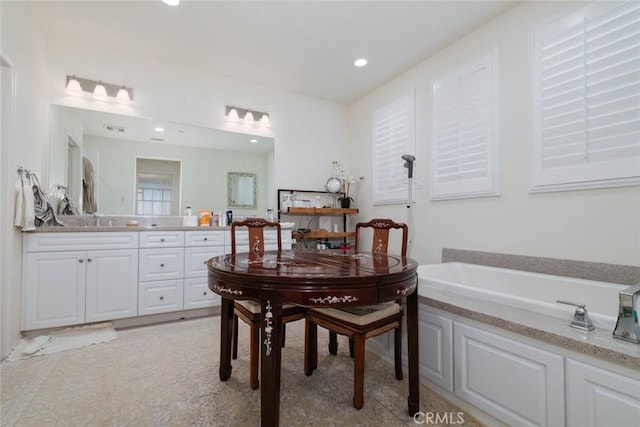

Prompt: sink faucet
[
  {"left": 93, "top": 213, "right": 102, "bottom": 227},
  {"left": 613, "top": 284, "right": 640, "bottom": 344},
  {"left": 557, "top": 300, "right": 595, "bottom": 331}
]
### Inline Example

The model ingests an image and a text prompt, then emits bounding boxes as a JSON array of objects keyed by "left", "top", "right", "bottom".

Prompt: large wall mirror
[{"left": 49, "top": 105, "right": 274, "bottom": 216}]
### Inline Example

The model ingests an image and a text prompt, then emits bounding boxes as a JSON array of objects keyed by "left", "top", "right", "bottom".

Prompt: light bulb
[
  {"left": 66, "top": 77, "right": 83, "bottom": 96},
  {"left": 243, "top": 110, "right": 255, "bottom": 124},
  {"left": 163, "top": 0, "right": 180, "bottom": 5},
  {"left": 227, "top": 108, "right": 239, "bottom": 121},
  {"left": 92, "top": 83, "right": 108, "bottom": 101},
  {"left": 116, "top": 87, "right": 131, "bottom": 104},
  {"left": 259, "top": 113, "right": 270, "bottom": 127}
]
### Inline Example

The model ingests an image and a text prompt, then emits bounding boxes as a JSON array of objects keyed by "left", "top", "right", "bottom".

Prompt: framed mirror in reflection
[
  {"left": 227, "top": 172, "right": 257, "bottom": 209},
  {"left": 48, "top": 105, "right": 274, "bottom": 217}
]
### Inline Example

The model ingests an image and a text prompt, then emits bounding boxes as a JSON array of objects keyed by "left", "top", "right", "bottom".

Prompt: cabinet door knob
[
  {"left": 87, "top": 258, "right": 93, "bottom": 262},
  {"left": 203, "top": 291, "right": 207, "bottom": 296},
  {"left": 160, "top": 263, "right": 165, "bottom": 267},
  {"left": 204, "top": 237, "right": 208, "bottom": 241},
  {"left": 78, "top": 258, "right": 84, "bottom": 263},
  {"left": 203, "top": 260, "right": 207, "bottom": 264},
  {"left": 159, "top": 296, "right": 164, "bottom": 300},
  {"left": 160, "top": 238, "right": 165, "bottom": 242}
]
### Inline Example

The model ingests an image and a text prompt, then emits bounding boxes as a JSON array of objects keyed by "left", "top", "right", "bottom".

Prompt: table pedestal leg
[
  {"left": 261, "top": 297, "right": 283, "bottom": 427},
  {"left": 406, "top": 283, "right": 420, "bottom": 416},
  {"left": 219, "top": 297, "right": 233, "bottom": 381}
]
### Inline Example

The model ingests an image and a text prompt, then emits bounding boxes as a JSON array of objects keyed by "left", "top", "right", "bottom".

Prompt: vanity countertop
[
  {"left": 419, "top": 290, "right": 640, "bottom": 371},
  {"left": 27, "top": 225, "right": 232, "bottom": 233}
]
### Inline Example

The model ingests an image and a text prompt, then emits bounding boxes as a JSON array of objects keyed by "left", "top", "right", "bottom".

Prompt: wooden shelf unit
[
  {"left": 277, "top": 189, "right": 358, "bottom": 247},
  {"left": 292, "top": 230, "right": 355, "bottom": 240},
  {"left": 286, "top": 207, "right": 358, "bottom": 215}
]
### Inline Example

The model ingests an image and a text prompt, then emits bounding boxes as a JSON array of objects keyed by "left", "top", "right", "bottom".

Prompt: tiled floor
[{"left": 1, "top": 316, "right": 483, "bottom": 426}]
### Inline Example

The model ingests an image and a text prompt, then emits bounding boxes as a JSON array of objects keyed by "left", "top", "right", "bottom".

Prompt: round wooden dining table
[{"left": 208, "top": 248, "right": 420, "bottom": 427}]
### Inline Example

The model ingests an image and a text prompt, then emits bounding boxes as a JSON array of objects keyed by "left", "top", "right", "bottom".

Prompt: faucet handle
[{"left": 556, "top": 300, "right": 595, "bottom": 331}]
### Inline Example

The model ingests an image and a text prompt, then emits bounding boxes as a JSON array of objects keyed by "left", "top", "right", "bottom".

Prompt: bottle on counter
[
  {"left": 225, "top": 210, "right": 233, "bottom": 226},
  {"left": 184, "top": 206, "right": 192, "bottom": 216},
  {"left": 267, "top": 208, "right": 274, "bottom": 222}
]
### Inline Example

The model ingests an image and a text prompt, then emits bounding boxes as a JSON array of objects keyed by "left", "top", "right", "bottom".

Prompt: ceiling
[{"left": 30, "top": 0, "right": 518, "bottom": 105}]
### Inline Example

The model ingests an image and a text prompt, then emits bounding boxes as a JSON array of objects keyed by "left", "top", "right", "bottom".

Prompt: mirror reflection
[
  {"left": 227, "top": 172, "right": 257, "bottom": 209},
  {"left": 49, "top": 105, "right": 274, "bottom": 216}
]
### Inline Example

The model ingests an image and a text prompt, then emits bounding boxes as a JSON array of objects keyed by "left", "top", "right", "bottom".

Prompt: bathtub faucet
[
  {"left": 556, "top": 300, "right": 595, "bottom": 331},
  {"left": 613, "top": 284, "right": 640, "bottom": 344}
]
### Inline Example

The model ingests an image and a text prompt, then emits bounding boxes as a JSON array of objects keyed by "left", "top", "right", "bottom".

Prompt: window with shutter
[
  {"left": 372, "top": 92, "right": 415, "bottom": 205},
  {"left": 531, "top": 1, "right": 640, "bottom": 192},
  {"left": 430, "top": 47, "right": 500, "bottom": 200}
]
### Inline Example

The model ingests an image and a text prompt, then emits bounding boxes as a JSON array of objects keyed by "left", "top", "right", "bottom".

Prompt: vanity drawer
[
  {"left": 24, "top": 232, "right": 138, "bottom": 252},
  {"left": 184, "top": 246, "right": 226, "bottom": 278},
  {"left": 138, "top": 279, "right": 184, "bottom": 315},
  {"left": 184, "top": 277, "right": 220, "bottom": 309},
  {"left": 185, "top": 230, "right": 227, "bottom": 247},
  {"left": 139, "top": 231, "right": 184, "bottom": 248},
  {"left": 139, "top": 248, "right": 184, "bottom": 282}
]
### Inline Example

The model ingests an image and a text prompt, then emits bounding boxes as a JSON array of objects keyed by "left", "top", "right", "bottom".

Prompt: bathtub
[{"left": 417, "top": 262, "right": 628, "bottom": 330}]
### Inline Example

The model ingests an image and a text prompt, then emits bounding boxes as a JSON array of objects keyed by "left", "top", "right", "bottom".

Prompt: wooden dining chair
[
  {"left": 230, "top": 218, "right": 305, "bottom": 390},
  {"left": 304, "top": 218, "right": 408, "bottom": 409}
]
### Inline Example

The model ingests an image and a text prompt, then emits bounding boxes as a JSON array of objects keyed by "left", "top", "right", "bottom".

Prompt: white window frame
[
  {"left": 430, "top": 47, "right": 500, "bottom": 201},
  {"left": 530, "top": 1, "right": 640, "bottom": 193},
  {"left": 371, "top": 91, "right": 416, "bottom": 205}
]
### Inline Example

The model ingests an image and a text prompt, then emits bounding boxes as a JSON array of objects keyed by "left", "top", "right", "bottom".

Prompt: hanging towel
[
  {"left": 14, "top": 173, "right": 36, "bottom": 231},
  {"left": 31, "top": 174, "right": 64, "bottom": 227},
  {"left": 83, "top": 156, "right": 97, "bottom": 214}
]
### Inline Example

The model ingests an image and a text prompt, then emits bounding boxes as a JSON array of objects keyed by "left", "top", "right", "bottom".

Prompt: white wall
[
  {"left": 348, "top": 1, "right": 640, "bottom": 267},
  {"left": 0, "top": 1, "right": 51, "bottom": 359}
]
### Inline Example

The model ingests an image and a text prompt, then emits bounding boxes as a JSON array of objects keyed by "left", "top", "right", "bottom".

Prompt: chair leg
[
  {"left": 281, "top": 324, "right": 287, "bottom": 347},
  {"left": 328, "top": 331, "right": 338, "bottom": 355},
  {"left": 249, "top": 320, "right": 260, "bottom": 390},
  {"left": 353, "top": 334, "right": 366, "bottom": 410},
  {"left": 348, "top": 338, "right": 354, "bottom": 358},
  {"left": 232, "top": 314, "right": 239, "bottom": 360},
  {"left": 304, "top": 319, "right": 318, "bottom": 376},
  {"left": 394, "top": 325, "right": 403, "bottom": 381}
]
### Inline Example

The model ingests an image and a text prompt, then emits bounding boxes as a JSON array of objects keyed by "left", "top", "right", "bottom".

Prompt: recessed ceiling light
[
  {"left": 155, "top": 127, "right": 165, "bottom": 132},
  {"left": 354, "top": 58, "right": 368, "bottom": 67},
  {"left": 250, "top": 139, "right": 258, "bottom": 143},
  {"left": 162, "top": 0, "right": 180, "bottom": 6}
]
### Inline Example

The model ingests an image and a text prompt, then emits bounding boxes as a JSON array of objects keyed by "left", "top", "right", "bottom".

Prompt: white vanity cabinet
[
  {"left": 183, "top": 230, "right": 228, "bottom": 309},
  {"left": 566, "top": 358, "right": 640, "bottom": 427},
  {"left": 454, "top": 322, "right": 565, "bottom": 426},
  {"left": 418, "top": 306, "right": 454, "bottom": 392},
  {"left": 23, "top": 232, "right": 139, "bottom": 330},
  {"left": 138, "top": 231, "right": 185, "bottom": 315}
]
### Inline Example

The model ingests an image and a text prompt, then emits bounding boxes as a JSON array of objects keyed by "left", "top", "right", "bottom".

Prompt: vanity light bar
[
  {"left": 225, "top": 105, "right": 270, "bottom": 127},
  {"left": 66, "top": 75, "right": 134, "bottom": 104}
]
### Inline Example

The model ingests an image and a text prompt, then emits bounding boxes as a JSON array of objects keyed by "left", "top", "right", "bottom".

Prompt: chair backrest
[
  {"left": 355, "top": 218, "right": 408, "bottom": 257},
  {"left": 231, "top": 218, "right": 282, "bottom": 257}
]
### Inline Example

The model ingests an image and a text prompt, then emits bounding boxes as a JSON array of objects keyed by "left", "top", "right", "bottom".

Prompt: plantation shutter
[
  {"left": 531, "top": 1, "right": 640, "bottom": 191},
  {"left": 431, "top": 48, "right": 499, "bottom": 200},
  {"left": 372, "top": 92, "right": 415, "bottom": 205}
]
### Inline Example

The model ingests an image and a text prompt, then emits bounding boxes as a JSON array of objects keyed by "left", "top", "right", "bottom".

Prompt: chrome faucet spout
[{"left": 613, "top": 284, "right": 640, "bottom": 344}]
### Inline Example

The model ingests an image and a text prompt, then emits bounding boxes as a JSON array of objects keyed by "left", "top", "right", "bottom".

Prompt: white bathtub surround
[
  {"left": 442, "top": 247, "right": 640, "bottom": 286},
  {"left": 417, "top": 263, "right": 640, "bottom": 370},
  {"left": 417, "top": 263, "right": 640, "bottom": 426}
]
